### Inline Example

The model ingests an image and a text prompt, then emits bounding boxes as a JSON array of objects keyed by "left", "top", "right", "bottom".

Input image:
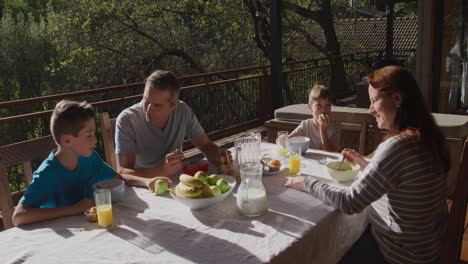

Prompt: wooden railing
[{"left": 0, "top": 51, "right": 415, "bottom": 195}]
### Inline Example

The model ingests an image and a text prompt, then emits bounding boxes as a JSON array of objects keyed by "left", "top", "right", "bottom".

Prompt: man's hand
[
  {"left": 163, "top": 149, "right": 184, "bottom": 176},
  {"left": 71, "top": 198, "right": 93, "bottom": 215},
  {"left": 284, "top": 176, "right": 306, "bottom": 192},
  {"left": 145, "top": 177, "right": 172, "bottom": 192},
  {"left": 218, "top": 149, "right": 233, "bottom": 174},
  {"left": 220, "top": 149, "right": 232, "bottom": 165}
]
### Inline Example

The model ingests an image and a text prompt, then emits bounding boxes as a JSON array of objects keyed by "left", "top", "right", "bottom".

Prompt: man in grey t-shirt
[{"left": 115, "top": 70, "right": 230, "bottom": 179}]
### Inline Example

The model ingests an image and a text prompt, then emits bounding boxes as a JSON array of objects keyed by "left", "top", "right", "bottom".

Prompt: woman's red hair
[{"left": 368, "top": 66, "right": 450, "bottom": 171}]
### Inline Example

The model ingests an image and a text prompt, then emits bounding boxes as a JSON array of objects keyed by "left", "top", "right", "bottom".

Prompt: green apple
[
  {"left": 194, "top": 171, "right": 208, "bottom": 183},
  {"left": 216, "top": 179, "right": 230, "bottom": 193},
  {"left": 220, "top": 156, "right": 226, "bottom": 164},
  {"left": 154, "top": 179, "right": 169, "bottom": 196},
  {"left": 207, "top": 174, "right": 220, "bottom": 186},
  {"left": 210, "top": 185, "right": 222, "bottom": 196}
]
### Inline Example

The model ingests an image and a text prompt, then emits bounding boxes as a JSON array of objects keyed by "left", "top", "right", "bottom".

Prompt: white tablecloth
[{"left": 0, "top": 143, "right": 368, "bottom": 264}]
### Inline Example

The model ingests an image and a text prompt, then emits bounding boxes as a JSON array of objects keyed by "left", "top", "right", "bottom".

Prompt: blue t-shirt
[{"left": 19, "top": 150, "right": 116, "bottom": 208}]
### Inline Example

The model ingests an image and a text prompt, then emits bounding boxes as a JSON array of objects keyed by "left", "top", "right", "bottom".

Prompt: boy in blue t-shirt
[{"left": 12, "top": 100, "right": 170, "bottom": 227}]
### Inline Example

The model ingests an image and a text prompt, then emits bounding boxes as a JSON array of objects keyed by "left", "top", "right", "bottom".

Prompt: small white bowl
[
  {"left": 287, "top": 136, "right": 310, "bottom": 154},
  {"left": 326, "top": 161, "right": 360, "bottom": 183},
  {"left": 93, "top": 179, "right": 125, "bottom": 203},
  {"left": 170, "top": 175, "right": 236, "bottom": 210}
]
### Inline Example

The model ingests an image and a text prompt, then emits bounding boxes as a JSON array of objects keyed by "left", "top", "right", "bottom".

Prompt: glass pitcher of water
[
  {"left": 233, "top": 132, "right": 261, "bottom": 180},
  {"left": 236, "top": 162, "right": 267, "bottom": 217}
]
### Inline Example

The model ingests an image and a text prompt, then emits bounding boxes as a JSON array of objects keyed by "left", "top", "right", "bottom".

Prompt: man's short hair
[
  {"left": 308, "top": 84, "right": 332, "bottom": 104},
  {"left": 50, "top": 100, "right": 95, "bottom": 145},
  {"left": 145, "top": 70, "right": 180, "bottom": 103}
]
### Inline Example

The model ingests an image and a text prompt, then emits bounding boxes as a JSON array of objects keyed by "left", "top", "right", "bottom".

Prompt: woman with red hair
[{"left": 286, "top": 66, "right": 450, "bottom": 264}]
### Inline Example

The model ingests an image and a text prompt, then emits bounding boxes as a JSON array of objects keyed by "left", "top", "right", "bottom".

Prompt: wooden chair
[
  {"left": 440, "top": 139, "right": 468, "bottom": 264},
  {"left": 99, "top": 112, "right": 117, "bottom": 170},
  {"left": 332, "top": 111, "right": 379, "bottom": 155},
  {"left": 0, "top": 136, "right": 56, "bottom": 229}
]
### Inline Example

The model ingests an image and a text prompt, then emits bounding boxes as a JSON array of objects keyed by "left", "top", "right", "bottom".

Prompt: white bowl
[
  {"left": 93, "top": 178, "right": 125, "bottom": 203},
  {"left": 170, "top": 175, "right": 236, "bottom": 210},
  {"left": 287, "top": 136, "right": 310, "bottom": 154},
  {"left": 326, "top": 161, "right": 360, "bottom": 183}
]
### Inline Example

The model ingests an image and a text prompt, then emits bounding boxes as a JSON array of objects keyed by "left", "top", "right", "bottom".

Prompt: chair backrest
[
  {"left": 100, "top": 112, "right": 117, "bottom": 170},
  {"left": 332, "top": 111, "right": 378, "bottom": 155},
  {"left": 440, "top": 139, "right": 468, "bottom": 264},
  {"left": 0, "top": 136, "right": 56, "bottom": 229}
]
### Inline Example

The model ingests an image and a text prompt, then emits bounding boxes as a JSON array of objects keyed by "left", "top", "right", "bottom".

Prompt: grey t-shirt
[
  {"left": 291, "top": 118, "right": 341, "bottom": 150},
  {"left": 115, "top": 101, "right": 205, "bottom": 169}
]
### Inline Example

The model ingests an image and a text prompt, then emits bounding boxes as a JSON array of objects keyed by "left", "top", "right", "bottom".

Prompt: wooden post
[
  {"left": 0, "top": 166, "right": 14, "bottom": 229},
  {"left": 259, "top": 73, "right": 273, "bottom": 121},
  {"left": 270, "top": 0, "right": 284, "bottom": 110},
  {"left": 22, "top": 161, "right": 33, "bottom": 185}
]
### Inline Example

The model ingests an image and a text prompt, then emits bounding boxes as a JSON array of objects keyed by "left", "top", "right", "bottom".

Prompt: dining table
[{"left": 0, "top": 142, "right": 368, "bottom": 264}]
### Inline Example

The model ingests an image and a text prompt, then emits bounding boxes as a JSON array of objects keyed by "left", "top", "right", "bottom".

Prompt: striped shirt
[{"left": 304, "top": 134, "right": 448, "bottom": 264}]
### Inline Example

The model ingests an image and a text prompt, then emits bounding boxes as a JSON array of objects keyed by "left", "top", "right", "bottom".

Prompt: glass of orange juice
[
  {"left": 288, "top": 146, "right": 301, "bottom": 176},
  {"left": 94, "top": 188, "right": 113, "bottom": 227},
  {"left": 276, "top": 131, "right": 289, "bottom": 157}
]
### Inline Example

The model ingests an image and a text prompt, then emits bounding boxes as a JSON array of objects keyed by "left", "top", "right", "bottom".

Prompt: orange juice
[
  {"left": 289, "top": 155, "right": 301, "bottom": 175},
  {"left": 278, "top": 148, "right": 288, "bottom": 157},
  {"left": 97, "top": 205, "right": 113, "bottom": 227}
]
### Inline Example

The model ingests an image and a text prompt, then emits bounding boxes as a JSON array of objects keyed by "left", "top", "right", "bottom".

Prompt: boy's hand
[
  {"left": 145, "top": 177, "right": 172, "bottom": 192},
  {"left": 163, "top": 149, "right": 184, "bottom": 176},
  {"left": 71, "top": 198, "right": 93, "bottom": 215},
  {"left": 318, "top": 114, "right": 330, "bottom": 131}
]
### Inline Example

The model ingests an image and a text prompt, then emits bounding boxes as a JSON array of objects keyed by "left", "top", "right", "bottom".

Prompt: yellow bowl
[{"left": 326, "top": 161, "right": 360, "bottom": 183}]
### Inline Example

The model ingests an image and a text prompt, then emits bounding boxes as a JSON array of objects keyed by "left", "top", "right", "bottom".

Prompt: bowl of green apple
[{"left": 169, "top": 172, "right": 236, "bottom": 209}]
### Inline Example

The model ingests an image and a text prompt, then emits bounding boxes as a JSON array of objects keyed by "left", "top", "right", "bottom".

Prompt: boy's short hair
[
  {"left": 308, "top": 84, "right": 332, "bottom": 104},
  {"left": 50, "top": 100, "right": 95, "bottom": 145},
  {"left": 145, "top": 70, "right": 180, "bottom": 103}
]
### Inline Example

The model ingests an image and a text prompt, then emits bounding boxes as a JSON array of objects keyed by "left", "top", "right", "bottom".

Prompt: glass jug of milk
[{"left": 236, "top": 162, "right": 267, "bottom": 217}]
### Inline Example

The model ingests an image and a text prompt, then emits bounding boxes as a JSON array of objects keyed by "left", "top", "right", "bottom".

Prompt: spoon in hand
[{"left": 338, "top": 156, "right": 345, "bottom": 170}]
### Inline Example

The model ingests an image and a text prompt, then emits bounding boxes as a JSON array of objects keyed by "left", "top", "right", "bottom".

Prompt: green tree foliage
[
  {"left": 1, "top": 0, "right": 48, "bottom": 21},
  {"left": 0, "top": 11, "right": 53, "bottom": 145},
  {"left": 47, "top": 0, "right": 265, "bottom": 89}
]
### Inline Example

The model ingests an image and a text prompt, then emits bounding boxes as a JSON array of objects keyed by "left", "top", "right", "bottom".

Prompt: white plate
[
  {"left": 261, "top": 156, "right": 287, "bottom": 176},
  {"left": 263, "top": 165, "right": 285, "bottom": 175}
]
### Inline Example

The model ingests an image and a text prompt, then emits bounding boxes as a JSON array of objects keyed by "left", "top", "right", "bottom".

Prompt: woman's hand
[
  {"left": 284, "top": 176, "right": 306, "bottom": 192},
  {"left": 341, "top": 148, "right": 369, "bottom": 170}
]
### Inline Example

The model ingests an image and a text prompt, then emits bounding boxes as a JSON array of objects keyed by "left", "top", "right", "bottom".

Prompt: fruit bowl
[
  {"left": 170, "top": 175, "right": 236, "bottom": 210},
  {"left": 326, "top": 161, "right": 360, "bottom": 183}
]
